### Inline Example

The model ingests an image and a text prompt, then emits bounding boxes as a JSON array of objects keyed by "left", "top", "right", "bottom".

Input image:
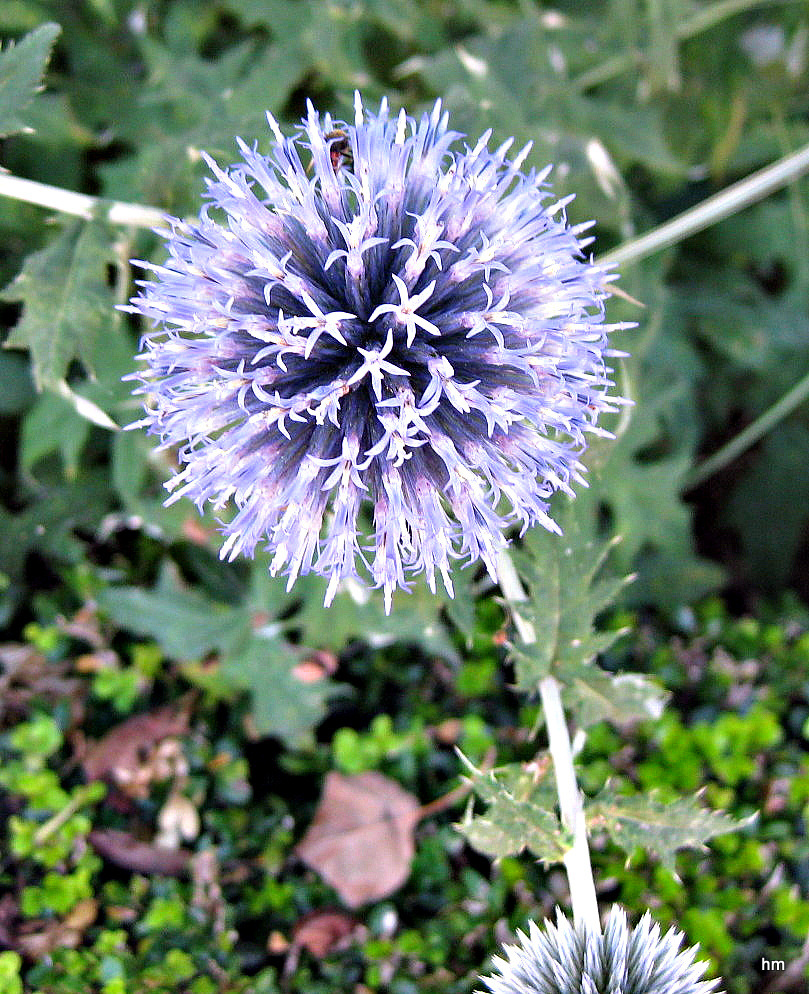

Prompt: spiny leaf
[
  {"left": 589, "top": 260, "right": 724, "bottom": 605},
  {"left": 2, "top": 220, "right": 118, "bottom": 390},
  {"left": 558, "top": 661, "right": 668, "bottom": 729},
  {"left": 456, "top": 755, "right": 566, "bottom": 863},
  {"left": 726, "top": 423, "right": 809, "bottom": 590},
  {"left": 508, "top": 496, "right": 632, "bottom": 691},
  {"left": 0, "top": 22, "right": 60, "bottom": 138},
  {"left": 588, "top": 787, "right": 755, "bottom": 870},
  {"left": 100, "top": 37, "right": 307, "bottom": 209},
  {"left": 20, "top": 391, "right": 90, "bottom": 479}
]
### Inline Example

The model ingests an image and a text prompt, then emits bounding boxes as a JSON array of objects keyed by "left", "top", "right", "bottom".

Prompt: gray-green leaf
[
  {"left": 97, "top": 562, "right": 252, "bottom": 660},
  {"left": 456, "top": 755, "right": 566, "bottom": 863},
  {"left": 0, "top": 22, "right": 60, "bottom": 138},
  {"left": 97, "top": 563, "right": 341, "bottom": 747},
  {"left": 559, "top": 662, "right": 668, "bottom": 729},
  {"left": 2, "top": 220, "right": 117, "bottom": 390},
  {"left": 588, "top": 787, "right": 755, "bottom": 870},
  {"left": 509, "top": 496, "right": 631, "bottom": 691},
  {"left": 222, "top": 636, "right": 340, "bottom": 749}
]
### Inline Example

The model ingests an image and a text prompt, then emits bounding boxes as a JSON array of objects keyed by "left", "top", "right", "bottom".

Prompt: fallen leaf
[
  {"left": 191, "top": 849, "right": 227, "bottom": 936},
  {"left": 182, "top": 516, "right": 214, "bottom": 545},
  {"left": 0, "top": 643, "right": 82, "bottom": 725},
  {"left": 74, "top": 650, "right": 119, "bottom": 673},
  {"left": 63, "top": 898, "right": 98, "bottom": 931},
  {"left": 296, "top": 771, "right": 421, "bottom": 907},
  {"left": 267, "top": 930, "right": 290, "bottom": 954},
  {"left": 81, "top": 702, "right": 190, "bottom": 791},
  {"left": 292, "top": 650, "right": 339, "bottom": 684},
  {"left": 56, "top": 603, "right": 106, "bottom": 648},
  {"left": 14, "top": 899, "right": 97, "bottom": 959},
  {"left": 292, "top": 909, "right": 361, "bottom": 958},
  {"left": 89, "top": 829, "right": 191, "bottom": 876},
  {"left": 434, "top": 718, "right": 462, "bottom": 745},
  {"left": 0, "top": 894, "right": 17, "bottom": 948}
]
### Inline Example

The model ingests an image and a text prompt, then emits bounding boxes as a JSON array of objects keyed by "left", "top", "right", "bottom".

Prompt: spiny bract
[
  {"left": 480, "top": 906, "right": 722, "bottom": 994},
  {"left": 129, "top": 94, "right": 627, "bottom": 611}
]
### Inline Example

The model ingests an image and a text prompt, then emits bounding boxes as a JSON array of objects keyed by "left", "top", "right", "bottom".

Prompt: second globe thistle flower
[
  {"left": 480, "top": 907, "right": 721, "bottom": 994},
  {"left": 130, "top": 94, "right": 625, "bottom": 611}
]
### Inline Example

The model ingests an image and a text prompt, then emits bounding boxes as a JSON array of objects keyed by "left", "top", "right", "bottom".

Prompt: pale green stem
[
  {"left": 599, "top": 141, "right": 809, "bottom": 269},
  {"left": 572, "top": 0, "right": 803, "bottom": 92},
  {"left": 495, "top": 549, "right": 601, "bottom": 934},
  {"left": 32, "top": 782, "right": 100, "bottom": 846},
  {"left": 0, "top": 171, "right": 164, "bottom": 229},
  {"left": 3, "top": 136, "right": 809, "bottom": 273},
  {"left": 599, "top": 139, "right": 809, "bottom": 487},
  {"left": 684, "top": 368, "right": 809, "bottom": 490}
]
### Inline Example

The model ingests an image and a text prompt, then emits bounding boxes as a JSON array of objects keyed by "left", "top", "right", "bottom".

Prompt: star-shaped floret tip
[
  {"left": 368, "top": 274, "right": 441, "bottom": 347},
  {"left": 346, "top": 329, "right": 410, "bottom": 401}
]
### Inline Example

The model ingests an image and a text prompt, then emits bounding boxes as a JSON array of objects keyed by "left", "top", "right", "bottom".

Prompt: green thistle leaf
[
  {"left": 0, "top": 22, "right": 60, "bottom": 138},
  {"left": 588, "top": 787, "right": 754, "bottom": 870},
  {"left": 509, "top": 496, "right": 632, "bottom": 691},
  {"left": 456, "top": 754, "right": 566, "bottom": 863},
  {"left": 558, "top": 662, "right": 668, "bottom": 729},
  {"left": 2, "top": 220, "right": 117, "bottom": 390},
  {"left": 97, "top": 563, "right": 340, "bottom": 747}
]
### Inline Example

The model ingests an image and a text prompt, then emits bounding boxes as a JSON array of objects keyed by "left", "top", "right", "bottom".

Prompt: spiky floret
[
  {"left": 129, "top": 93, "right": 627, "bottom": 611},
  {"left": 480, "top": 906, "right": 722, "bottom": 994}
]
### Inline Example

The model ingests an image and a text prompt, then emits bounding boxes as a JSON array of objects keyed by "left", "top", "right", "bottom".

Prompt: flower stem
[
  {"left": 495, "top": 549, "right": 601, "bottom": 934},
  {"left": 3, "top": 139, "right": 809, "bottom": 278},
  {"left": 538, "top": 674, "right": 601, "bottom": 933},
  {"left": 0, "top": 172, "right": 164, "bottom": 229},
  {"left": 598, "top": 141, "right": 809, "bottom": 269},
  {"left": 683, "top": 367, "right": 809, "bottom": 490},
  {"left": 572, "top": 0, "right": 802, "bottom": 92}
]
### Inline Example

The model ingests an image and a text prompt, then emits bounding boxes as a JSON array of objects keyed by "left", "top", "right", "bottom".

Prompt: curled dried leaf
[
  {"left": 81, "top": 702, "right": 191, "bottom": 794},
  {"left": 89, "top": 829, "right": 191, "bottom": 876}
]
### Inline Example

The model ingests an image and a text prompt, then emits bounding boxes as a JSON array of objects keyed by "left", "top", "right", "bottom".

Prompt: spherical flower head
[
  {"left": 129, "top": 93, "right": 626, "bottom": 612},
  {"left": 480, "top": 906, "right": 722, "bottom": 994}
]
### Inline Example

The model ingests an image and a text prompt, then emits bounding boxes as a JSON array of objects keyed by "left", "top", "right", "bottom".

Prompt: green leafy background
[{"left": 1, "top": 2, "right": 808, "bottom": 992}]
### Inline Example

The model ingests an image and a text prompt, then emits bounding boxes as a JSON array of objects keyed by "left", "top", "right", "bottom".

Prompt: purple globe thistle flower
[
  {"left": 480, "top": 906, "right": 722, "bottom": 994},
  {"left": 129, "top": 94, "right": 626, "bottom": 611}
]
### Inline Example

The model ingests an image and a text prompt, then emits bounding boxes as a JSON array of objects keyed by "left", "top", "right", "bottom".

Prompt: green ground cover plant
[{"left": 1, "top": 1, "right": 809, "bottom": 992}]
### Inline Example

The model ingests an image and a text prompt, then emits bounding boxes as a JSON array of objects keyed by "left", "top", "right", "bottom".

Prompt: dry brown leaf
[
  {"left": 81, "top": 702, "right": 190, "bottom": 792},
  {"left": 156, "top": 793, "right": 201, "bottom": 848},
  {"left": 0, "top": 894, "right": 17, "bottom": 949},
  {"left": 14, "top": 899, "right": 98, "bottom": 959},
  {"left": 191, "top": 849, "right": 227, "bottom": 936},
  {"left": 296, "top": 771, "right": 420, "bottom": 908},
  {"left": 292, "top": 909, "right": 361, "bottom": 958},
  {"left": 56, "top": 603, "right": 106, "bottom": 649},
  {"left": 89, "top": 829, "right": 191, "bottom": 876},
  {"left": 74, "top": 650, "right": 119, "bottom": 674},
  {"left": 182, "top": 516, "right": 214, "bottom": 545},
  {"left": 267, "top": 930, "right": 289, "bottom": 954},
  {"left": 292, "top": 650, "right": 339, "bottom": 684},
  {"left": 0, "top": 643, "right": 82, "bottom": 725}
]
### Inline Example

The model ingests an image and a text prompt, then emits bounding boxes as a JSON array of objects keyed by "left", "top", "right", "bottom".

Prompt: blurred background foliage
[{"left": 1, "top": 1, "right": 809, "bottom": 992}]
